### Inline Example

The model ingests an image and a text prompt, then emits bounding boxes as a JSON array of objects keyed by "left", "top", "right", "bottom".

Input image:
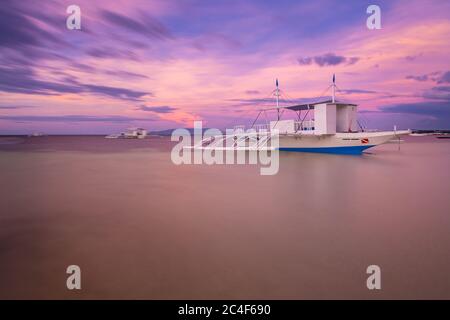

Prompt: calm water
[{"left": 0, "top": 135, "right": 449, "bottom": 299}]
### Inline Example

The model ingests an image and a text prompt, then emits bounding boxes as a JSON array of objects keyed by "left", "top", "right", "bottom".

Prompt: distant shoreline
[{"left": 1, "top": 128, "right": 450, "bottom": 137}]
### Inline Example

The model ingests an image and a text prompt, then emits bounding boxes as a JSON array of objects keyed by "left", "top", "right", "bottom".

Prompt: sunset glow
[{"left": 1, "top": 0, "right": 449, "bottom": 134}]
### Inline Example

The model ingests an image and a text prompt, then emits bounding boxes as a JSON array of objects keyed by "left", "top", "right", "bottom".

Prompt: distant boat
[
  {"left": 187, "top": 76, "right": 410, "bottom": 154},
  {"left": 409, "top": 133, "right": 430, "bottom": 137},
  {"left": 105, "top": 128, "right": 147, "bottom": 139},
  {"left": 28, "top": 132, "right": 46, "bottom": 137},
  {"left": 436, "top": 135, "right": 450, "bottom": 139}
]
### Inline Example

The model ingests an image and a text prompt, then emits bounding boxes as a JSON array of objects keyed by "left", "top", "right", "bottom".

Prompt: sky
[{"left": 0, "top": 0, "right": 449, "bottom": 134}]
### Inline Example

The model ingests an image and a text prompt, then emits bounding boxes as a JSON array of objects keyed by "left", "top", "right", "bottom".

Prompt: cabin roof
[{"left": 262, "top": 99, "right": 357, "bottom": 111}]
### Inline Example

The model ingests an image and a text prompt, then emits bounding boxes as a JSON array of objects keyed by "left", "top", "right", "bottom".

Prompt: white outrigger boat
[
  {"left": 189, "top": 76, "right": 410, "bottom": 154},
  {"left": 105, "top": 127, "right": 147, "bottom": 139}
]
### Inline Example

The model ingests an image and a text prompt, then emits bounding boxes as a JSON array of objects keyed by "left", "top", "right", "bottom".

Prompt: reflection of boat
[
  {"left": 189, "top": 76, "right": 410, "bottom": 154},
  {"left": 105, "top": 128, "right": 147, "bottom": 139},
  {"left": 105, "top": 133, "right": 122, "bottom": 139},
  {"left": 436, "top": 136, "right": 450, "bottom": 139},
  {"left": 388, "top": 139, "right": 404, "bottom": 143}
]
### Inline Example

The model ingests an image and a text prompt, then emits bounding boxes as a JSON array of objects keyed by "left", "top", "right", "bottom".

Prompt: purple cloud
[
  {"left": 314, "top": 53, "right": 346, "bottom": 66},
  {"left": 0, "top": 105, "right": 35, "bottom": 109},
  {"left": 423, "top": 86, "right": 450, "bottom": 101},
  {"left": 103, "top": 70, "right": 149, "bottom": 79},
  {"left": 403, "top": 53, "right": 423, "bottom": 61},
  {"left": 297, "top": 53, "right": 359, "bottom": 67},
  {"left": 432, "top": 86, "right": 450, "bottom": 92},
  {"left": 0, "top": 2, "right": 63, "bottom": 50},
  {"left": 340, "top": 89, "right": 377, "bottom": 94},
  {"left": 378, "top": 101, "right": 450, "bottom": 118},
  {"left": 346, "top": 57, "right": 360, "bottom": 65},
  {"left": 406, "top": 71, "right": 442, "bottom": 82},
  {"left": 100, "top": 10, "right": 173, "bottom": 40},
  {"left": 406, "top": 75, "right": 429, "bottom": 82},
  {"left": 297, "top": 57, "right": 312, "bottom": 65},
  {"left": 85, "top": 47, "right": 139, "bottom": 60},
  {"left": 0, "top": 115, "right": 157, "bottom": 122},
  {"left": 83, "top": 84, "right": 149, "bottom": 100},
  {"left": 245, "top": 90, "right": 260, "bottom": 95},
  {"left": 0, "top": 66, "right": 151, "bottom": 100},
  {"left": 437, "top": 71, "right": 450, "bottom": 84},
  {"left": 68, "top": 62, "right": 149, "bottom": 80},
  {"left": 137, "top": 106, "right": 177, "bottom": 113}
]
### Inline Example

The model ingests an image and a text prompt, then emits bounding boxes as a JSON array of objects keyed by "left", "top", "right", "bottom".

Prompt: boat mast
[
  {"left": 275, "top": 78, "right": 280, "bottom": 120},
  {"left": 332, "top": 74, "right": 336, "bottom": 103}
]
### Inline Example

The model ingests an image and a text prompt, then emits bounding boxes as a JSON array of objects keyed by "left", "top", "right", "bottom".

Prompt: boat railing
[
  {"left": 233, "top": 121, "right": 316, "bottom": 134},
  {"left": 295, "top": 120, "right": 315, "bottom": 131},
  {"left": 233, "top": 125, "right": 246, "bottom": 133},
  {"left": 233, "top": 124, "right": 270, "bottom": 133},
  {"left": 191, "top": 129, "right": 276, "bottom": 151},
  {"left": 254, "top": 124, "right": 270, "bottom": 132}
]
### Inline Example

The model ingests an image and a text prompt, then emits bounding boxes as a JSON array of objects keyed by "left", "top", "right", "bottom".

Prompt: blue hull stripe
[{"left": 278, "top": 145, "right": 375, "bottom": 154}]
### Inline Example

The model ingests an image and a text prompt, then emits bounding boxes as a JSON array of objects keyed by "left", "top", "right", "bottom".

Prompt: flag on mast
[
  {"left": 333, "top": 74, "right": 335, "bottom": 84},
  {"left": 276, "top": 78, "right": 279, "bottom": 87}
]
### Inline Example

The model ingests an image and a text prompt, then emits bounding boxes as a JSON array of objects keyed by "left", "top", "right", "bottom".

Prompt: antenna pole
[
  {"left": 275, "top": 78, "right": 280, "bottom": 120},
  {"left": 332, "top": 74, "right": 336, "bottom": 103}
]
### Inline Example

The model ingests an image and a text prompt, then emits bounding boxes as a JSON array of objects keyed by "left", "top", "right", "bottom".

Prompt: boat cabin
[{"left": 268, "top": 100, "right": 359, "bottom": 135}]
